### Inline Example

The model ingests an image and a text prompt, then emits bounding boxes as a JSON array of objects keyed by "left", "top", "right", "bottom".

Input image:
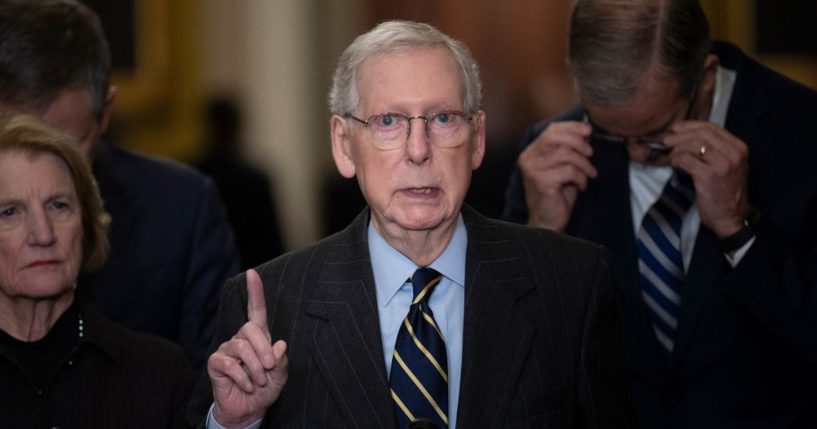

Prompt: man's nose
[{"left": 405, "top": 117, "right": 431, "bottom": 163}]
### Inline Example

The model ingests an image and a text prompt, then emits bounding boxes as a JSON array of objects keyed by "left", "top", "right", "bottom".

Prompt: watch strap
[{"left": 719, "top": 208, "right": 762, "bottom": 253}]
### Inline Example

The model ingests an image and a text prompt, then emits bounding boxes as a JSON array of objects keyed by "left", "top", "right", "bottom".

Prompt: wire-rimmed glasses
[
  {"left": 345, "top": 110, "right": 474, "bottom": 150},
  {"left": 585, "top": 117, "right": 671, "bottom": 152},
  {"left": 584, "top": 86, "right": 698, "bottom": 152}
]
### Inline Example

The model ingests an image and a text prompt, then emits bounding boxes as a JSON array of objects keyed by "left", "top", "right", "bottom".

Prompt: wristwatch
[{"left": 719, "top": 208, "right": 763, "bottom": 253}]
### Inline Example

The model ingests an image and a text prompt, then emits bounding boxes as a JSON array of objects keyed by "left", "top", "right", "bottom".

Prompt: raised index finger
[{"left": 246, "top": 269, "right": 269, "bottom": 335}]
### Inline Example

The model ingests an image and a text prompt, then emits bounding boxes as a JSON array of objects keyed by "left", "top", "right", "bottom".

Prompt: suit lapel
[
  {"left": 668, "top": 229, "right": 727, "bottom": 370},
  {"left": 456, "top": 208, "right": 536, "bottom": 429},
  {"left": 669, "top": 46, "right": 769, "bottom": 370},
  {"left": 302, "top": 211, "right": 397, "bottom": 429}
]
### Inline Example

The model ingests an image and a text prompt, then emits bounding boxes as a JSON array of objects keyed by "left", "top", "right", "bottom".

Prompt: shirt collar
[
  {"left": 75, "top": 297, "right": 125, "bottom": 366},
  {"left": 369, "top": 215, "right": 467, "bottom": 308},
  {"left": 710, "top": 64, "right": 737, "bottom": 127}
]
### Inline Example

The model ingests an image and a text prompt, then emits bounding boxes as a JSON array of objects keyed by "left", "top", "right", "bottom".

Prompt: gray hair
[
  {"left": 328, "top": 20, "right": 482, "bottom": 116},
  {"left": 569, "top": 0, "right": 710, "bottom": 104}
]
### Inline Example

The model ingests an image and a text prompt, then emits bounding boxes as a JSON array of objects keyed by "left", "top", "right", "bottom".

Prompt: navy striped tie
[
  {"left": 638, "top": 172, "right": 694, "bottom": 353},
  {"left": 390, "top": 268, "right": 448, "bottom": 429}
]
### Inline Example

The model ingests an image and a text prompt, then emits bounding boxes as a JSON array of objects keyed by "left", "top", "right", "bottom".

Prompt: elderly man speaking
[{"left": 189, "top": 20, "right": 633, "bottom": 429}]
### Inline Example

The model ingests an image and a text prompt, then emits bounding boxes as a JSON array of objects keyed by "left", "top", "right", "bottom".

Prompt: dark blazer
[
  {"left": 78, "top": 145, "right": 240, "bottom": 373},
  {"left": 503, "top": 42, "right": 817, "bottom": 428},
  {"left": 190, "top": 205, "right": 633, "bottom": 428},
  {"left": 0, "top": 298, "right": 194, "bottom": 428}
]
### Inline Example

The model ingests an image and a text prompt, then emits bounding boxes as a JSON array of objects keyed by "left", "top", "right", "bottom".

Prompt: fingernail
[{"left": 263, "top": 354, "right": 275, "bottom": 369}]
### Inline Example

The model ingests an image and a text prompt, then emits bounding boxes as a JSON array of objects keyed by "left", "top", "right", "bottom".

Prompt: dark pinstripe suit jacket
[{"left": 189, "top": 206, "right": 633, "bottom": 428}]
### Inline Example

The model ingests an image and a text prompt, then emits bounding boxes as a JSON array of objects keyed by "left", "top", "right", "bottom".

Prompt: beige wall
[{"left": 198, "top": 0, "right": 365, "bottom": 250}]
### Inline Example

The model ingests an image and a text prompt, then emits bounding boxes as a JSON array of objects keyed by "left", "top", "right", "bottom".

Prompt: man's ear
[
  {"left": 470, "top": 111, "right": 486, "bottom": 171},
  {"left": 694, "top": 54, "right": 719, "bottom": 118},
  {"left": 99, "top": 85, "right": 117, "bottom": 135},
  {"left": 330, "top": 115, "right": 356, "bottom": 178}
]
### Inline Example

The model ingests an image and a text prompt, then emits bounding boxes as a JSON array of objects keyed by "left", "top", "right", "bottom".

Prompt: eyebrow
[
  {"left": 0, "top": 197, "right": 23, "bottom": 208},
  {"left": 0, "top": 191, "right": 75, "bottom": 205}
]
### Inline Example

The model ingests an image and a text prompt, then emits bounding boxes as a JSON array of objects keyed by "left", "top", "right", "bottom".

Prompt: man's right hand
[
  {"left": 208, "top": 269, "right": 289, "bottom": 429},
  {"left": 518, "top": 121, "right": 597, "bottom": 231}
]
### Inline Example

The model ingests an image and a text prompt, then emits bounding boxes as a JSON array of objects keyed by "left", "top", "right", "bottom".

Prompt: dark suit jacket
[
  {"left": 0, "top": 298, "right": 194, "bottom": 428},
  {"left": 78, "top": 145, "right": 240, "bottom": 373},
  {"left": 503, "top": 42, "right": 817, "bottom": 428},
  {"left": 190, "top": 205, "right": 633, "bottom": 428}
]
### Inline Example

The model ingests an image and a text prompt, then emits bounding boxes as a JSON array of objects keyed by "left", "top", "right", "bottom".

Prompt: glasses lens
[
  {"left": 370, "top": 113, "right": 407, "bottom": 149},
  {"left": 428, "top": 111, "right": 470, "bottom": 148}
]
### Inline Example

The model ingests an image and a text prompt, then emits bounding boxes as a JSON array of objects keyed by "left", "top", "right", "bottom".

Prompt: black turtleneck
[{"left": 0, "top": 301, "right": 79, "bottom": 389}]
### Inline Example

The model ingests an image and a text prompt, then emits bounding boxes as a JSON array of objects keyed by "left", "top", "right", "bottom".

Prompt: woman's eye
[{"left": 50, "top": 201, "right": 69, "bottom": 211}]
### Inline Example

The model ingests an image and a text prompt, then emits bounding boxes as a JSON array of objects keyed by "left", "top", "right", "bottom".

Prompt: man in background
[
  {"left": 0, "top": 0, "right": 240, "bottom": 373},
  {"left": 504, "top": 0, "right": 817, "bottom": 427},
  {"left": 196, "top": 96, "right": 285, "bottom": 269}
]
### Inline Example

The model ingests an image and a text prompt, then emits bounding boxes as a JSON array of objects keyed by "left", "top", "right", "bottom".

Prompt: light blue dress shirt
[
  {"left": 369, "top": 215, "right": 466, "bottom": 429},
  {"left": 206, "top": 215, "right": 467, "bottom": 429}
]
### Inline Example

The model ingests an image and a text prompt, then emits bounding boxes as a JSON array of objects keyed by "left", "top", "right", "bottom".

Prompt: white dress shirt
[{"left": 629, "top": 65, "right": 752, "bottom": 267}]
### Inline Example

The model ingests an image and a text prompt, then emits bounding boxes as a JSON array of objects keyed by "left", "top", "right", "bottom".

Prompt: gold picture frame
[
  {"left": 703, "top": 0, "right": 817, "bottom": 90},
  {"left": 84, "top": 0, "right": 171, "bottom": 118},
  {"left": 114, "top": 0, "right": 170, "bottom": 118}
]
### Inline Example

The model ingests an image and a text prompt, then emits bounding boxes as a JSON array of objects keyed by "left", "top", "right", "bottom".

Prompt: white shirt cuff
[{"left": 724, "top": 236, "right": 756, "bottom": 267}]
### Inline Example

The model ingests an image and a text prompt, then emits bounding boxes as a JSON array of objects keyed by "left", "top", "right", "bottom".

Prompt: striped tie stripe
[
  {"left": 638, "top": 173, "right": 694, "bottom": 353},
  {"left": 390, "top": 268, "right": 449, "bottom": 429},
  {"left": 392, "top": 352, "right": 448, "bottom": 423},
  {"left": 402, "top": 319, "right": 448, "bottom": 381}
]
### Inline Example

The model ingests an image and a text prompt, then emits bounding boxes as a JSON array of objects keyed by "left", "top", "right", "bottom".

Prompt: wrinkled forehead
[
  {"left": 355, "top": 47, "right": 466, "bottom": 109},
  {"left": 0, "top": 147, "right": 70, "bottom": 173}
]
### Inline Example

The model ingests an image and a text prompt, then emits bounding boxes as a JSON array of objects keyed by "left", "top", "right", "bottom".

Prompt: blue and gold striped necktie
[{"left": 390, "top": 267, "right": 449, "bottom": 429}]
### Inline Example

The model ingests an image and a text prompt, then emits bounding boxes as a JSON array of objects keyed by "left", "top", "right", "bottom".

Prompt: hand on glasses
[{"left": 517, "top": 120, "right": 598, "bottom": 232}]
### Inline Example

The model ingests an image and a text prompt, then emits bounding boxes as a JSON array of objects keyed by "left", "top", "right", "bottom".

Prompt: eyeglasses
[
  {"left": 586, "top": 119, "right": 671, "bottom": 152},
  {"left": 345, "top": 110, "right": 474, "bottom": 150},
  {"left": 585, "top": 86, "right": 697, "bottom": 152}
]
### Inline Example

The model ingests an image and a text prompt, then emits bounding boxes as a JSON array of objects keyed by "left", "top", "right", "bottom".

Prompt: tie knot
[
  {"left": 663, "top": 171, "right": 695, "bottom": 212},
  {"left": 410, "top": 267, "right": 442, "bottom": 304}
]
